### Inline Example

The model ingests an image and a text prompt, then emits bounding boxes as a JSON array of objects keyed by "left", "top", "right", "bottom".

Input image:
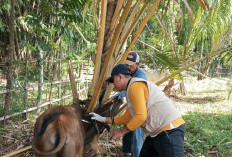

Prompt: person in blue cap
[
  {"left": 90, "top": 64, "right": 185, "bottom": 157},
  {"left": 103, "top": 52, "right": 147, "bottom": 157}
]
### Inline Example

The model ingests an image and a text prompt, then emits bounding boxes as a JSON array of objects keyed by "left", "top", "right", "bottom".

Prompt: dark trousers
[
  {"left": 139, "top": 125, "right": 185, "bottom": 157},
  {"left": 123, "top": 127, "right": 144, "bottom": 157},
  {"left": 122, "top": 131, "right": 132, "bottom": 153}
]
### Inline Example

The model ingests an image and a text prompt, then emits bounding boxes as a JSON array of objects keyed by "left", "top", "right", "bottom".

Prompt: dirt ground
[
  {"left": 0, "top": 120, "right": 34, "bottom": 157},
  {"left": 0, "top": 120, "right": 124, "bottom": 157},
  {"left": 0, "top": 76, "right": 231, "bottom": 157}
]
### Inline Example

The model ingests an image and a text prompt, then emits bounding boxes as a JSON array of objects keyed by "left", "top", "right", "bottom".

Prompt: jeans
[
  {"left": 139, "top": 125, "right": 185, "bottom": 157},
  {"left": 123, "top": 127, "right": 144, "bottom": 157}
]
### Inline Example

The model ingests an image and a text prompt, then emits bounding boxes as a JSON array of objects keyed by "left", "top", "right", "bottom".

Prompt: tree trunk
[
  {"left": 89, "top": 0, "right": 107, "bottom": 96},
  {"left": 102, "top": 0, "right": 117, "bottom": 56},
  {"left": 198, "top": 58, "right": 210, "bottom": 80},
  {"left": 23, "top": 49, "right": 29, "bottom": 120},
  {"left": 3, "top": 0, "right": 15, "bottom": 125},
  {"left": 84, "top": 0, "right": 162, "bottom": 151},
  {"left": 228, "top": 91, "right": 231, "bottom": 100},
  {"left": 197, "top": 38, "right": 204, "bottom": 79},
  {"left": 58, "top": 41, "right": 62, "bottom": 106},
  {"left": 84, "top": 0, "right": 125, "bottom": 153},
  {"left": 36, "top": 50, "right": 43, "bottom": 114}
]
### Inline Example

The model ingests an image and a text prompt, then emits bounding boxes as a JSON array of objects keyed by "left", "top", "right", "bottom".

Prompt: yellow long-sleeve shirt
[{"left": 114, "top": 81, "right": 149, "bottom": 131}]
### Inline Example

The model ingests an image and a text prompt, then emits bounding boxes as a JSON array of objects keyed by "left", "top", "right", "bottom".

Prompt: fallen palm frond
[{"left": 1, "top": 146, "right": 32, "bottom": 157}]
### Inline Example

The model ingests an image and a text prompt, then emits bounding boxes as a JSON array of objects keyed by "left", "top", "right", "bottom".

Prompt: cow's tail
[{"left": 32, "top": 113, "right": 67, "bottom": 155}]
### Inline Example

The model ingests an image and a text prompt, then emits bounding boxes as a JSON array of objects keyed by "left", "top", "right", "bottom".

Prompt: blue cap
[
  {"left": 106, "top": 64, "right": 131, "bottom": 83},
  {"left": 125, "top": 52, "right": 140, "bottom": 65}
]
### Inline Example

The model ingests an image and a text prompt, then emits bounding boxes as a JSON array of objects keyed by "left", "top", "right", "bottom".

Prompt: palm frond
[
  {"left": 196, "top": 0, "right": 209, "bottom": 10},
  {"left": 182, "top": 0, "right": 195, "bottom": 25}
]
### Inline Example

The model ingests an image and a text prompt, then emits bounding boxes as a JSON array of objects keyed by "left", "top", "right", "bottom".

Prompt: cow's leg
[
  {"left": 62, "top": 137, "right": 77, "bottom": 157},
  {"left": 77, "top": 146, "right": 83, "bottom": 157},
  {"left": 40, "top": 133, "right": 57, "bottom": 157}
]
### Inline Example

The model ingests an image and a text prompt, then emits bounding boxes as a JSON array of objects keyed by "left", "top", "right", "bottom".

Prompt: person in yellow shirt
[
  {"left": 90, "top": 64, "right": 185, "bottom": 157},
  {"left": 103, "top": 52, "right": 147, "bottom": 157}
]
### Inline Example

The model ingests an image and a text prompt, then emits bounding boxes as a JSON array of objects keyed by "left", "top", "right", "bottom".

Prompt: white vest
[{"left": 126, "top": 78, "right": 181, "bottom": 136}]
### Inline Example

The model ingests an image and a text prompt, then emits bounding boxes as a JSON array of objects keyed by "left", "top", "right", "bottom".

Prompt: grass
[
  {"left": 99, "top": 75, "right": 232, "bottom": 157},
  {"left": 183, "top": 112, "right": 232, "bottom": 156},
  {"left": 173, "top": 76, "right": 232, "bottom": 157}
]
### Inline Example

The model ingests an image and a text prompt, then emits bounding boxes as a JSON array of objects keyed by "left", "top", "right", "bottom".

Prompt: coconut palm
[{"left": 82, "top": 0, "right": 231, "bottom": 151}]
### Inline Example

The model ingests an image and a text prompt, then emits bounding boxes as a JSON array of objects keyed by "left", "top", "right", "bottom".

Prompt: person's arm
[
  {"left": 111, "top": 82, "right": 148, "bottom": 139},
  {"left": 125, "top": 82, "right": 148, "bottom": 131},
  {"left": 111, "top": 126, "right": 131, "bottom": 139},
  {"left": 91, "top": 82, "right": 148, "bottom": 139},
  {"left": 114, "top": 107, "right": 132, "bottom": 125},
  {"left": 103, "top": 91, "right": 126, "bottom": 105},
  {"left": 90, "top": 107, "right": 132, "bottom": 125},
  {"left": 113, "top": 91, "right": 126, "bottom": 98}
]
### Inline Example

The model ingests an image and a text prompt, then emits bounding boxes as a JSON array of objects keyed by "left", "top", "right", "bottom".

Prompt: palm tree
[
  {"left": 74, "top": 0, "right": 232, "bottom": 153},
  {"left": 80, "top": 0, "right": 231, "bottom": 152}
]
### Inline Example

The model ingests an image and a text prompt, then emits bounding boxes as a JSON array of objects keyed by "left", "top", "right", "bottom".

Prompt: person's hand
[
  {"left": 89, "top": 112, "right": 106, "bottom": 123},
  {"left": 111, "top": 130, "right": 126, "bottom": 139},
  {"left": 102, "top": 97, "right": 115, "bottom": 105},
  {"left": 111, "top": 127, "right": 130, "bottom": 139}
]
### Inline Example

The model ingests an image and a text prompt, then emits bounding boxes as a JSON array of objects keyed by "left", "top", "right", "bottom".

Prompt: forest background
[{"left": 0, "top": 0, "right": 232, "bottom": 156}]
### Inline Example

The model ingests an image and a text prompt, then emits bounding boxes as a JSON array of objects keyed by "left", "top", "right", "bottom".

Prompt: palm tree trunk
[
  {"left": 198, "top": 58, "right": 210, "bottom": 80},
  {"left": 89, "top": 0, "right": 107, "bottom": 96},
  {"left": 103, "top": 0, "right": 123, "bottom": 54},
  {"left": 197, "top": 38, "right": 204, "bottom": 80},
  {"left": 87, "top": 0, "right": 133, "bottom": 112}
]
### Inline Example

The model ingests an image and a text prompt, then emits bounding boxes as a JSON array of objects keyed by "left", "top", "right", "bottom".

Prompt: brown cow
[{"left": 33, "top": 105, "right": 85, "bottom": 157}]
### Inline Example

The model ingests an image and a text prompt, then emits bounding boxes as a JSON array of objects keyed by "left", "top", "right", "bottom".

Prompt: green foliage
[
  {"left": 0, "top": 123, "right": 8, "bottom": 135},
  {"left": 65, "top": 54, "right": 82, "bottom": 61},
  {"left": 0, "top": 104, "right": 4, "bottom": 116},
  {"left": 82, "top": 0, "right": 99, "bottom": 26},
  {"left": 62, "top": 0, "right": 86, "bottom": 11},
  {"left": 137, "top": 0, "right": 232, "bottom": 79},
  {"left": 226, "top": 79, "right": 232, "bottom": 92},
  {"left": 220, "top": 51, "right": 232, "bottom": 66},
  {"left": 0, "top": 18, "right": 7, "bottom": 31},
  {"left": 183, "top": 112, "right": 232, "bottom": 156}
]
